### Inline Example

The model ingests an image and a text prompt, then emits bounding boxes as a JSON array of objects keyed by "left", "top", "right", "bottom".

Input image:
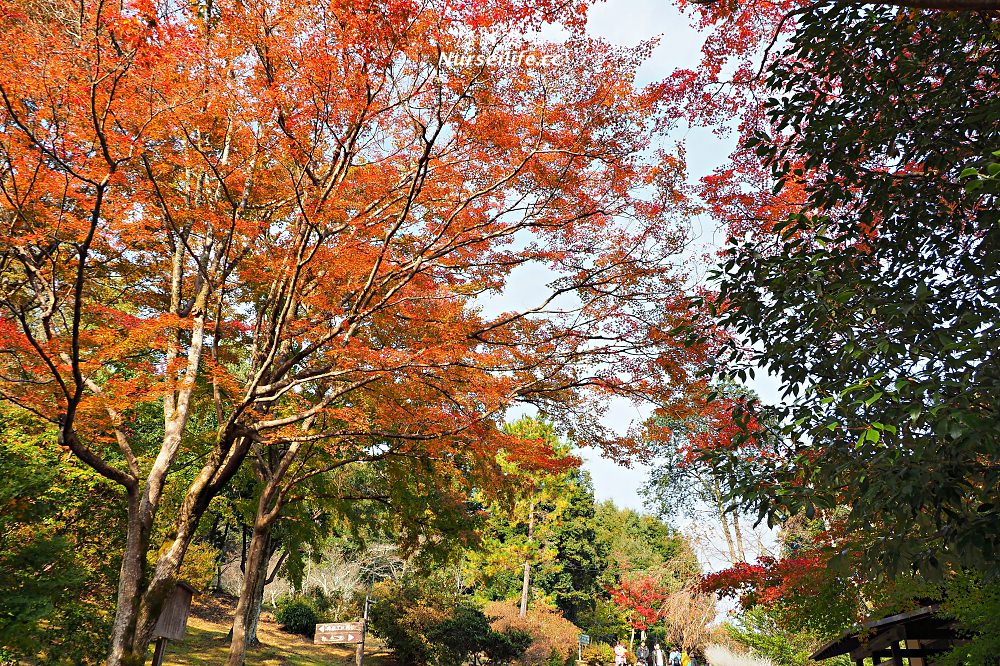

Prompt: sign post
[
  {"left": 314, "top": 592, "right": 373, "bottom": 665},
  {"left": 314, "top": 621, "right": 365, "bottom": 645},
  {"left": 150, "top": 582, "right": 198, "bottom": 666},
  {"left": 357, "top": 594, "right": 371, "bottom": 666},
  {"left": 578, "top": 634, "right": 590, "bottom": 662}
]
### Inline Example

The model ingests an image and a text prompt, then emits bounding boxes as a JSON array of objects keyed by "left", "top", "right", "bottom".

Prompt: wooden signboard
[
  {"left": 151, "top": 581, "right": 199, "bottom": 666},
  {"left": 152, "top": 581, "right": 198, "bottom": 641},
  {"left": 315, "top": 621, "right": 365, "bottom": 645}
]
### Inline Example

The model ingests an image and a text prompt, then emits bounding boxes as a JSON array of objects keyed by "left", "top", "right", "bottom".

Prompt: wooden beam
[
  {"left": 872, "top": 648, "right": 952, "bottom": 659},
  {"left": 850, "top": 627, "right": 905, "bottom": 662}
]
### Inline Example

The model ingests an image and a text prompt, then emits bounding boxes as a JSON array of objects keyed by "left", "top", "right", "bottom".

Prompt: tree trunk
[
  {"left": 706, "top": 479, "right": 738, "bottom": 564},
  {"left": 227, "top": 465, "right": 293, "bottom": 666},
  {"left": 105, "top": 435, "right": 250, "bottom": 665},
  {"left": 733, "top": 515, "right": 746, "bottom": 563},
  {"left": 245, "top": 570, "right": 266, "bottom": 648},
  {"left": 106, "top": 490, "right": 148, "bottom": 666},
  {"left": 227, "top": 523, "right": 273, "bottom": 666},
  {"left": 518, "top": 502, "right": 535, "bottom": 618},
  {"left": 519, "top": 559, "right": 531, "bottom": 617}
]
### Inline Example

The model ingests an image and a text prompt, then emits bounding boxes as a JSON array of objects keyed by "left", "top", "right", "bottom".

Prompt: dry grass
[
  {"left": 156, "top": 594, "right": 398, "bottom": 666},
  {"left": 703, "top": 644, "right": 777, "bottom": 666}
]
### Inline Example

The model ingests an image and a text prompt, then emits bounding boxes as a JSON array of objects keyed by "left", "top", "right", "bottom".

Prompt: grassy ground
[{"left": 159, "top": 594, "right": 398, "bottom": 666}]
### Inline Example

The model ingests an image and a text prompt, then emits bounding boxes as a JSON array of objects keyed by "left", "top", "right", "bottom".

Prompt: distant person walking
[
  {"left": 669, "top": 646, "right": 682, "bottom": 666},
  {"left": 614, "top": 641, "right": 628, "bottom": 666},
  {"left": 653, "top": 643, "right": 666, "bottom": 666},
  {"left": 637, "top": 642, "right": 650, "bottom": 666}
]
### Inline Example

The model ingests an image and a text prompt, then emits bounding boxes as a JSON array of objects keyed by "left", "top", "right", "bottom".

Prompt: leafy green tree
[
  {"left": 726, "top": 606, "right": 840, "bottom": 666},
  {"left": 705, "top": 5, "right": 1000, "bottom": 580},
  {"left": 936, "top": 572, "right": 1000, "bottom": 666},
  {"left": 468, "top": 417, "right": 577, "bottom": 617},
  {"left": 533, "top": 471, "right": 608, "bottom": 625},
  {"left": 593, "top": 501, "right": 696, "bottom": 582}
]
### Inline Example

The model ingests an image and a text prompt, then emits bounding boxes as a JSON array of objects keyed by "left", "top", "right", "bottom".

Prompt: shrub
[
  {"left": 274, "top": 595, "right": 320, "bottom": 637},
  {"left": 485, "top": 600, "right": 583, "bottom": 665},
  {"left": 485, "top": 629, "right": 534, "bottom": 665},
  {"left": 582, "top": 642, "right": 615, "bottom": 665},
  {"left": 304, "top": 586, "right": 333, "bottom": 615},
  {"left": 369, "top": 578, "right": 530, "bottom": 666},
  {"left": 547, "top": 647, "right": 566, "bottom": 665}
]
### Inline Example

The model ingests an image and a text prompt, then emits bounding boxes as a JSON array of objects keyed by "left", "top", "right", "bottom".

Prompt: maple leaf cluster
[{"left": 607, "top": 572, "right": 670, "bottom": 630}]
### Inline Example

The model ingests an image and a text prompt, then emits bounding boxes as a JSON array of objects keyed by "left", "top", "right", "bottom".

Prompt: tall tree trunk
[
  {"left": 106, "top": 491, "right": 148, "bottom": 666},
  {"left": 733, "top": 515, "right": 746, "bottom": 563},
  {"left": 705, "top": 478, "right": 738, "bottom": 564},
  {"left": 104, "top": 429, "right": 251, "bottom": 665},
  {"left": 245, "top": 564, "right": 267, "bottom": 648},
  {"left": 227, "top": 522, "right": 273, "bottom": 666},
  {"left": 226, "top": 461, "right": 294, "bottom": 666},
  {"left": 244, "top": 533, "right": 287, "bottom": 648},
  {"left": 518, "top": 502, "right": 535, "bottom": 618}
]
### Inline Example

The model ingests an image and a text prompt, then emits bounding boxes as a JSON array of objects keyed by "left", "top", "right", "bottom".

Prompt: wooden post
[
  {"left": 906, "top": 640, "right": 925, "bottom": 666},
  {"left": 151, "top": 637, "right": 168, "bottom": 666},
  {"left": 357, "top": 593, "right": 370, "bottom": 666},
  {"left": 890, "top": 642, "right": 904, "bottom": 666}
]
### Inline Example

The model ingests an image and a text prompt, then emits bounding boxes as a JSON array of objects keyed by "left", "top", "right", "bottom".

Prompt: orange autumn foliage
[
  {"left": 485, "top": 600, "right": 582, "bottom": 665},
  {"left": 0, "top": 0, "right": 711, "bottom": 663}
]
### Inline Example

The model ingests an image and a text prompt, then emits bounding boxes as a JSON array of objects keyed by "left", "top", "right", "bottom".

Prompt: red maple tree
[{"left": 608, "top": 573, "right": 670, "bottom": 631}]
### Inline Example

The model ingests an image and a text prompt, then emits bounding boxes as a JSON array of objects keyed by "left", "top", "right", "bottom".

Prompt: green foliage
[
  {"left": 593, "top": 501, "right": 695, "bottom": 580},
  {"left": 582, "top": 642, "right": 615, "bottom": 665},
  {"left": 725, "top": 606, "right": 824, "bottom": 666},
  {"left": 483, "top": 628, "right": 533, "bottom": 666},
  {"left": 429, "top": 605, "right": 530, "bottom": 666},
  {"left": 533, "top": 471, "right": 609, "bottom": 625},
  {"left": 369, "top": 577, "right": 529, "bottom": 666},
  {"left": 934, "top": 572, "right": 1000, "bottom": 666},
  {"left": 577, "top": 598, "right": 630, "bottom": 645},
  {"left": 274, "top": 596, "right": 321, "bottom": 637},
  {"left": 707, "top": 5, "right": 1000, "bottom": 580},
  {"left": 468, "top": 416, "right": 699, "bottom": 644},
  {"left": 0, "top": 409, "right": 124, "bottom": 664}
]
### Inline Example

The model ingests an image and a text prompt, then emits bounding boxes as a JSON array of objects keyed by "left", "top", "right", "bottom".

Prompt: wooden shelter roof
[{"left": 811, "top": 605, "right": 964, "bottom": 665}]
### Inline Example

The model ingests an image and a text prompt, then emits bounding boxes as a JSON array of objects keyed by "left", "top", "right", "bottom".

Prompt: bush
[
  {"left": 369, "top": 579, "right": 530, "bottom": 666},
  {"left": 485, "top": 600, "right": 583, "bottom": 665},
  {"left": 582, "top": 642, "right": 615, "bottom": 665},
  {"left": 274, "top": 596, "right": 320, "bottom": 637},
  {"left": 547, "top": 647, "right": 566, "bottom": 666},
  {"left": 304, "top": 586, "right": 333, "bottom": 615},
  {"left": 485, "top": 629, "right": 534, "bottom": 665}
]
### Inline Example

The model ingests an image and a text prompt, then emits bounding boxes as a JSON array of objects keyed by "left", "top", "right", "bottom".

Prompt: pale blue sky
[{"left": 572, "top": 0, "right": 784, "bottom": 515}]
